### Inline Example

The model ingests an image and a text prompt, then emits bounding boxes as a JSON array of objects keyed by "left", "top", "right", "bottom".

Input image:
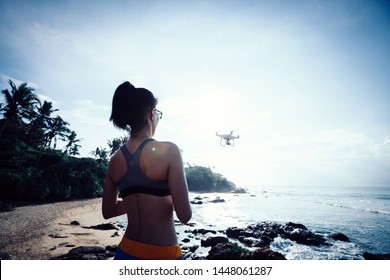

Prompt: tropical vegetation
[
  {"left": 0, "top": 80, "right": 111, "bottom": 202},
  {"left": 185, "top": 165, "right": 237, "bottom": 193}
]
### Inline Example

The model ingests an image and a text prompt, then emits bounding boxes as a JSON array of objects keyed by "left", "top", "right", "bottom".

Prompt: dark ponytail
[{"left": 110, "top": 81, "right": 158, "bottom": 132}]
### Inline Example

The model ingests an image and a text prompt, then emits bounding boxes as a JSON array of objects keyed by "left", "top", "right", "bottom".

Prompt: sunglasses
[{"left": 153, "top": 109, "right": 163, "bottom": 119}]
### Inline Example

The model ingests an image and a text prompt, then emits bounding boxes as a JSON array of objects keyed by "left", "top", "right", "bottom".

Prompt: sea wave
[
  {"left": 261, "top": 187, "right": 390, "bottom": 216},
  {"left": 297, "top": 199, "right": 390, "bottom": 216}
]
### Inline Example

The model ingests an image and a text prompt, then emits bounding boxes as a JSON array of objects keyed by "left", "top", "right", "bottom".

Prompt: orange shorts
[{"left": 114, "top": 236, "right": 183, "bottom": 260}]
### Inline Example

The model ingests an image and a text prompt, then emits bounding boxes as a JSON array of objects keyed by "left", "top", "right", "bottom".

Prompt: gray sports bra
[{"left": 117, "top": 138, "right": 170, "bottom": 197}]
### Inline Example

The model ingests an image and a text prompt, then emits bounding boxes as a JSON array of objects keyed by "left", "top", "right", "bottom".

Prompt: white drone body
[{"left": 216, "top": 131, "right": 239, "bottom": 147}]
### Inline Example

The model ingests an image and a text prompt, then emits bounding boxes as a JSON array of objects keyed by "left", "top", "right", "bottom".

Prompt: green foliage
[
  {"left": 185, "top": 165, "right": 236, "bottom": 193},
  {"left": 0, "top": 158, "right": 107, "bottom": 202},
  {"left": 0, "top": 80, "right": 107, "bottom": 203}
]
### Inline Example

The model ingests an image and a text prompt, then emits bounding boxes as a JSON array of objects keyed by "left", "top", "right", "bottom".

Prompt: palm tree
[
  {"left": 19, "top": 100, "right": 59, "bottom": 167},
  {"left": 44, "top": 115, "right": 70, "bottom": 149},
  {"left": 62, "top": 130, "right": 82, "bottom": 158},
  {"left": 91, "top": 147, "right": 109, "bottom": 164},
  {"left": 68, "top": 144, "right": 81, "bottom": 157},
  {"left": 26, "top": 100, "right": 59, "bottom": 148},
  {"left": 107, "top": 135, "right": 128, "bottom": 156},
  {"left": 0, "top": 79, "right": 38, "bottom": 136}
]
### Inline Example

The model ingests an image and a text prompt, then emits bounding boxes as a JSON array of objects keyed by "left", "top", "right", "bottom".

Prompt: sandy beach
[{"left": 0, "top": 198, "right": 122, "bottom": 260}]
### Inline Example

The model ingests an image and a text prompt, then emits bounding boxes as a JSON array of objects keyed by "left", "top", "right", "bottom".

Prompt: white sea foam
[{"left": 184, "top": 186, "right": 390, "bottom": 259}]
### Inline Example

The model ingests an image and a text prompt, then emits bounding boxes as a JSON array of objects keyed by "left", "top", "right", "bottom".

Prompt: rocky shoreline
[
  {"left": 30, "top": 219, "right": 389, "bottom": 260},
  {"left": 1, "top": 196, "right": 389, "bottom": 260}
]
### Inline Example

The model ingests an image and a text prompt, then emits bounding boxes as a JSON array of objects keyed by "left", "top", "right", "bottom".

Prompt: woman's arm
[
  {"left": 102, "top": 160, "right": 126, "bottom": 219},
  {"left": 168, "top": 143, "right": 192, "bottom": 224}
]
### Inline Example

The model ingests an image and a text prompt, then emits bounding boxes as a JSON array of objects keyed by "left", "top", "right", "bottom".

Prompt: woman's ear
[{"left": 148, "top": 108, "right": 154, "bottom": 121}]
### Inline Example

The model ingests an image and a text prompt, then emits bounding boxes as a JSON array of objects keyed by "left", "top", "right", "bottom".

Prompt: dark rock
[
  {"left": 105, "top": 245, "right": 117, "bottom": 252},
  {"left": 186, "top": 245, "right": 199, "bottom": 253},
  {"left": 191, "top": 229, "right": 217, "bottom": 235},
  {"left": 226, "top": 227, "right": 253, "bottom": 239},
  {"left": 201, "top": 236, "right": 229, "bottom": 247},
  {"left": 0, "top": 252, "right": 13, "bottom": 260},
  {"left": 111, "top": 231, "right": 122, "bottom": 237},
  {"left": 49, "top": 234, "right": 68, "bottom": 238},
  {"left": 251, "top": 247, "right": 286, "bottom": 260},
  {"left": 190, "top": 200, "right": 203, "bottom": 205},
  {"left": 70, "top": 221, "right": 80, "bottom": 225},
  {"left": 259, "top": 235, "right": 274, "bottom": 246},
  {"left": 182, "top": 244, "right": 199, "bottom": 260},
  {"left": 363, "top": 252, "right": 390, "bottom": 260},
  {"left": 207, "top": 243, "right": 249, "bottom": 260},
  {"left": 239, "top": 237, "right": 268, "bottom": 248},
  {"left": 209, "top": 197, "right": 225, "bottom": 203},
  {"left": 227, "top": 221, "right": 328, "bottom": 247},
  {"left": 89, "top": 223, "right": 118, "bottom": 230},
  {"left": 284, "top": 228, "right": 326, "bottom": 246},
  {"left": 329, "top": 232, "right": 350, "bottom": 242},
  {"left": 284, "top": 222, "right": 308, "bottom": 231},
  {"left": 50, "top": 246, "right": 115, "bottom": 260},
  {"left": 207, "top": 242, "right": 286, "bottom": 260}
]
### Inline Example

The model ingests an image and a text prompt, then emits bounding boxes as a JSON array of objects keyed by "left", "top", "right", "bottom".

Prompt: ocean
[{"left": 186, "top": 185, "right": 390, "bottom": 260}]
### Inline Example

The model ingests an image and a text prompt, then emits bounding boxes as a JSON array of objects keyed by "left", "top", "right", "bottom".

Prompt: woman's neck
[{"left": 130, "top": 129, "right": 152, "bottom": 141}]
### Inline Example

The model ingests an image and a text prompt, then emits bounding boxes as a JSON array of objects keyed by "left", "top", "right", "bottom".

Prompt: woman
[{"left": 102, "top": 81, "right": 192, "bottom": 260}]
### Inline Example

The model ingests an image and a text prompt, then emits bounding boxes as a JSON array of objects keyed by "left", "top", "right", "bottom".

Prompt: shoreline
[
  {"left": 0, "top": 198, "right": 122, "bottom": 260},
  {"left": 1, "top": 196, "right": 389, "bottom": 260}
]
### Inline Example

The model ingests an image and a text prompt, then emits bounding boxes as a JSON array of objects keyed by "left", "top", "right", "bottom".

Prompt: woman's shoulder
[
  {"left": 153, "top": 140, "right": 180, "bottom": 149},
  {"left": 150, "top": 140, "right": 181, "bottom": 156}
]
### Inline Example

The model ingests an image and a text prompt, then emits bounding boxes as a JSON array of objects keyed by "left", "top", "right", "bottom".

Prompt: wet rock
[
  {"left": 89, "top": 223, "right": 118, "bottom": 230},
  {"left": 50, "top": 246, "right": 115, "bottom": 260},
  {"left": 363, "top": 252, "right": 390, "bottom": 260},
  {"left": 226, "top": 227, "right": 253, "bottom": 239},
  {"left": 190, "top": 200, "right": 203, "bottom": 205},
  {"left": 239, "top": 237, "right": 268, "bottom": 248},
  {"left": 209, "top": 197, "right": 225, "bottom": 203},
  {"left": 190, "top": 228, "right": 217, "bottom": 235},
  {"left": 183, "top": 245, "right": 199, "bottom": 253},
  {"left": 207, "top": 242, "right": 286, "bottom": 260},
  {"left": 284, "top": 228, "right": 327, "bottom": 246},
  {"left": 0, "top": 252, "right": 13, "bottom": 260},
  {"left": 111, "top": 231, "right": 122, "bottom": 237},
  {"left": 284, "top": 222, "right": 308, "bottom": 231},
  {"left": 49, "top": 234, "right": 68, "bottom": 238},
  {"left": 226, "top": 221, "right": 327, "bottom": 247},
  {"left": 329, "top": 232, "right": 349, "bottom": 242},
  {"left": 251, "top": 247, "right": 287, "bottom": 260},
  {"left": 105, "top": 245, "right": 117, "bottom": 253},
  {"left": 201, "top": 236, "right": 229, "bottom": 247}
]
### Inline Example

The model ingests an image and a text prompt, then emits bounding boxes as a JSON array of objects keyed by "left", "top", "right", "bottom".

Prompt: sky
[{"left": 1, "top": 0, "right": 389, "bottom": 187}]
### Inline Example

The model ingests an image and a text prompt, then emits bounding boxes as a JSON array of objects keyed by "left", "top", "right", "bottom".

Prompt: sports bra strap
[
  {"left": 133, "top": 138, "right": 155, "bottom": 159},
  {"left": 121, "top": 138, "right": 155, "bottom": 161}
]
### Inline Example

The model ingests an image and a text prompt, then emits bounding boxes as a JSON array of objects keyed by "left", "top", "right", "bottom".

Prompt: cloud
[
  {"left": 369, "top": 136, "right": 390, "bottom": 160},
  {"left": 160, "top": 88, "right": 240, "bottom": 138},
  {"left": 36, "top": 94, "right": 60, "bottom": 107},
  {"left": 384, "top": 136, "right": 390, "bottom": 146},
  {"left": 64, "top": 99, "right": 111, "bottom": 127}
]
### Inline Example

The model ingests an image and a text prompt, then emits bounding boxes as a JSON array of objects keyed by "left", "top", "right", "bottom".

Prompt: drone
[{"left": 216, "top": 131, "right": 240, "bottom": 147}]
